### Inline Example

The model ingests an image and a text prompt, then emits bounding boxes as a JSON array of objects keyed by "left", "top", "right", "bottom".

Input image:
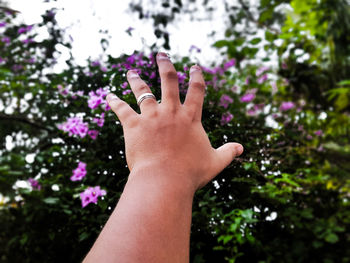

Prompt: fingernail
[
  {"left": 127, "top": 70, "right": 139, "bottom": 79},
  {"left": 157, "top": 52, "right": 170, "bottom": 60},
  {"left": 107, "top": 93, "right": 118, "bottom": 101},
  {"left": 236, "top": 144, "right": 244, "bottom": 156},
  {"left": 190, "top": 64, "right": 201, "bottom": 74}
]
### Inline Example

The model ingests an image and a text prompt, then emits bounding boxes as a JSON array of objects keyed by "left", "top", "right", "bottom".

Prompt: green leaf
[
  {"left": 250, "top": 37, "right": 261, "bottom": 45},
  {"left": 213, "top": 40, "right": 230, "bottom": 48},
  {"left": 43, "top": 197, "right": 59, "bottom": 204},
  {"left": 325, "top": 233, "right": 339, "bottom": 243}
]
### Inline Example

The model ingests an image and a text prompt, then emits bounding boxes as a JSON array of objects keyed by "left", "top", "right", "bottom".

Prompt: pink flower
[
  {"left": 257, "top": 74, "right": 268, "bottom": 84},
  {"left": 57, "top": 117, "right": 89, "bottom": 138},
  {"left": 223, "top": 59, "right": 236, "bottom": 71},
  {"left": 240, "top": 93, "right": 255, "bottom": 103},
  {"left": 219, "top": 94, "right": 233, "bottom": 109},
  {"left": 314, "top": 130, "right": 323, "bottom": 137},
  {"left": 80, "top": 186, "right": 107, "bottom": 208},
  {"left": 122, "top": 89, "right": 132, "bottom": 95},
  {"left": 256, "top": 66, "right": 269, "bottom": 76},
  {"left": 2, "top": 37, "right": 10, "bottom": 44},
  {"left": 88, "top": 130, "right": 99, "bottom": 140},
  {"left": 93, "top": 113, "right": 105, "bottom": 127},
  {"left": 88, "top": 88, "right": 108, "bottom": 109},
  {"left": 280, "top": 101, "right": 295, "bottom": 111},
  {"left": 70, "top": 162, "right": 87, "bottom": 181},
  {"left": 245, "top": 77, "right": 250, "bottom": 85},
  {"left": 91, "top": 60, "right": 100, "bottom": 67},
  {"left": 220, "top": 112, "right": 233, "bottom": 125},
  {"left": 28, "top": 178, "right": 41, "bottom": 190},
  {"left": 177, "top": 72, "right": 186, "bottom": 84}
]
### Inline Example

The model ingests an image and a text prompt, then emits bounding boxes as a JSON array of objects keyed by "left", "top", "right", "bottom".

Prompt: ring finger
[{"left": 127, "top": 70, "right": 158, "bottom": 113}]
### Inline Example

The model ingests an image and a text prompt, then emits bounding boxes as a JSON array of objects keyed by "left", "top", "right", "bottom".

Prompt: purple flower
[
  {"left": 122, "top": 89, "right": 132, "bottom": 95},
  {"left": 245, "top": 77, "right": 250, "bottom": 85},
  {"left": 70, "top": 162, "right": 87, "bottom": 181},
  {"left": 18, "top": 25, "right": 33, "bottom": 34},
  {"left": 93, "top": 113, "right": 105, "bottom": 127},
  {"left": 57, "top": 117, "right": 89, "bottom": 138},
  {"left": 27, "top": 58, "right": 35, "bottom": 64},
  {"left": 121, "top": 81, "right": 128, "bottom": 89},
  {"left": 223, "top": 59, "right": 236, "bottom": 71},
  {"left": 1, "top": 37, "right": 10, "bottom": 44},
  {"left": 57, "top": 84, "right": 69, "bottom": 96},
  {"left": 201, "top": 66, "right": 216, "bottom": 75},
  {"left": 257, "top": 74, "right": 268, "bottom": 84},
  {"left": 88, "top": 130, "right": 99, "bottom": 140},
  {"left": 126, "top": 27, "right": 134, "bottom": 34},
  {"left": 220, "top": 112, "right": 233, "bottom": 125},
  {"left": 219, "top": 94, "right": 233, "bottom": 109},
  {"left": 88, "top": 88, "right": 108, "bottom": 109},
  {"left": 280, "top": 101, "right": 295, "bottom": 111},
  {"left": 0, "top": 57, "right": 5, "bottom": 63},
  {"left": 80, "top": 186, "right": 107, "bottom": 208},
  {"left": 91, "top": 60, "right": 100, "bottom": 67},
  {"left": 314, "top": 130, "right": 323, "bottom": 137},
  {"left": 28, "top": 178, "right": 41, "bottom": 190},
  {"left": 150, "top": 72, "right": 156, "bottom": 79},
  {"left": 189, "top": 45, "right": 201, "bottom": 53},
  {"left": 12, "top": 64, "right": 23, "bottom": 72},
  {"left": 177, "top": 72, "right": 187, "bottom": 84},
  {"left": 256, "top": 66, "right": 269, "bottom": 76},
  {"left": 0, "top": 22, "right": 6, "bottom": 27},
  {"left": 240, "top": 93, "right": 255, "bottom": 103}
]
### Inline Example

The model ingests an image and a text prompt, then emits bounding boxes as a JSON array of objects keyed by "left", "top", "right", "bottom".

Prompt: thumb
[{"left": 211, "top": 142, "right": 243, "bottom": 176}]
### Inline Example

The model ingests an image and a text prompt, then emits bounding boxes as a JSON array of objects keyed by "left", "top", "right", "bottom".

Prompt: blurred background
[{"left": 0, "top": 0, "right": 349, "bottom": 262}]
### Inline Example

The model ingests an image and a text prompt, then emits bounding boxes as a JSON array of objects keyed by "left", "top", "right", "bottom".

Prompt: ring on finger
[{"left": 137, "top": 93, "right": 156, "bottom": 107}]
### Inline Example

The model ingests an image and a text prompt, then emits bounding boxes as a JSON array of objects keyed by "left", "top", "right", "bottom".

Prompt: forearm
[{"left": 83, "top": 166, "right": 195, "bottom": 263}]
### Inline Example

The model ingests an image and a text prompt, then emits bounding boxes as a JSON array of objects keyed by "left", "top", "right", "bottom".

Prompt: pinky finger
[{"left": 106, "top": 93, "right": 138, "bottom": 126}]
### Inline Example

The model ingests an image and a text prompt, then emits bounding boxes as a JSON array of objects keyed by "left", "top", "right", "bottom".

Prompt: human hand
[{"left": 106, "top": 52, "right": 243, "bottom": 192}]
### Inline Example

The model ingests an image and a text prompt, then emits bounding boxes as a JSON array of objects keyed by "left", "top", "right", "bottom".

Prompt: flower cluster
[
  {"left": 221, "top": 112, "right": 233, "bottom": 125},
  {"left": 80, "top": 186, "right": 107, "bottom": 208},
  {"left": 57, "top": 117, "right": 89, "bottom": 138},
  {"left": 93, "top": 113, "right": 105, "bottom": 127},
  {"left": 88, "top": 88, "right": 109, "bottom": 110},
  {"left": 280, "top": 101, "right": 295, "bottom": 111},
  {"left": 240, "top": 93, "right": 255, "bottom": 103},
  {"left": 219, "top": 94, "right": 233, "bottom": 108},
  {"left": 70, "top": 162, "right": 87, "bottom": 181}
]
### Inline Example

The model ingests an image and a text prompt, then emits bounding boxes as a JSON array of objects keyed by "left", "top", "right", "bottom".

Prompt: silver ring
[{"left": 137, "top": 93, "right": 156, "bottom": 106}]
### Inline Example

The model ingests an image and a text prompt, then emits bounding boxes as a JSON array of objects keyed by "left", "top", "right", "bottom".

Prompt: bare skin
[{"left": 83, "top": 52, "right": 243, "bottom": 263}]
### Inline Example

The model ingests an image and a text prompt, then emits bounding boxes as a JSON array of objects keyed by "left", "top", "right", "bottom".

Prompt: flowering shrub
[{"left": 0, "top": 4, "right": 349, "bottom": 263}]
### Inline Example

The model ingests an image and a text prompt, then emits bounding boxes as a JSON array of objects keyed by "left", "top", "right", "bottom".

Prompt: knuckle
[
  {"left": 163, "top": 70, "right": 178, "bottom": 81},
  {"left": 137, "top": 84, "right": 149, "bottom": 94},
  {"left": 190, "top": 80, "right": 205, "bottom": 91}
]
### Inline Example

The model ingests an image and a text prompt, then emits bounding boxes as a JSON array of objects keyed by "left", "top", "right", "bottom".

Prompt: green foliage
[{"left": 1, "top": 1, "right": 350, "bottom": 263}]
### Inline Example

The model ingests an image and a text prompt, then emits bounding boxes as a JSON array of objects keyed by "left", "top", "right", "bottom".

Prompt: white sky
[{"left": 8, "top": 0, "right": 225, "bottom": 70}]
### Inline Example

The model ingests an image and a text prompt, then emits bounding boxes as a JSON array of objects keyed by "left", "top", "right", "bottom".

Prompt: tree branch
[{"left": 0, "top": 113, "right": 52, "bottom": 132}]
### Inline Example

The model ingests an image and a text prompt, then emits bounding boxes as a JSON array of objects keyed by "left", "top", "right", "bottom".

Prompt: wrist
[{"left": 127, "top": 162, "right": 197, "bottom": 199}]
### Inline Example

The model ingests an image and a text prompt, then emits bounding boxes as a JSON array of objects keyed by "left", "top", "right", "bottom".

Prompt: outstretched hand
[{"left": 106, "top": 52, "right": 243, "bottom": 192}]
